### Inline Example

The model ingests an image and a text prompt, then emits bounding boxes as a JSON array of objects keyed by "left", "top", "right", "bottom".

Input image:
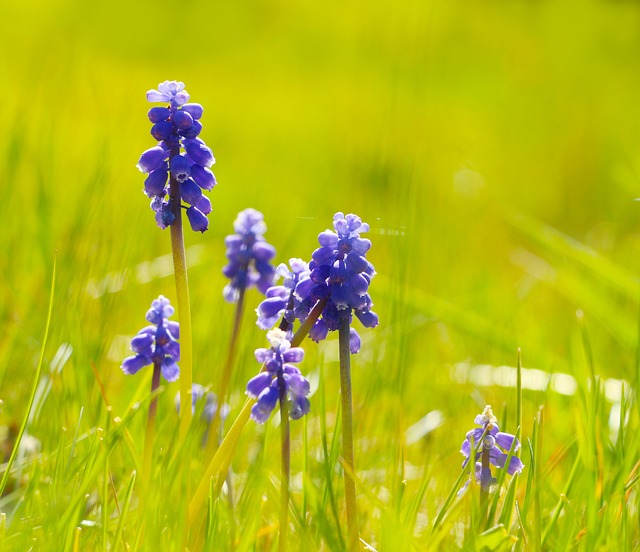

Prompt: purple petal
[
  {"left": 122, "top": 354, "right": 150, "bottom": 375},
  {"left": 317, "top": 230, "right": 339, "bottom": 248},
  {"left": 161, "top": 357, "right": 180, "bottom": 382},
  {"left": 137, "top": 147, "right": 167, "bottom": 173},
  {"left": 495, "top": 432, "right": 519, "bottom": 452},
  {"left": 283, "top": 347, "right": 304, "bottom": 363},
  {"left": 186, "top": 206, "right": 208, "bottom": 233},
  {"left": 246, "top": 372, "right": 273, "bottom": 398},
  {"left": 182, "top": 103, "right": 204, "bottom": 119},
  {"left": 191, "top": 165, "right": 216, "bottom": 190},
  {"left": 349, "top": 327, "right": 361, "bottom": 353}
]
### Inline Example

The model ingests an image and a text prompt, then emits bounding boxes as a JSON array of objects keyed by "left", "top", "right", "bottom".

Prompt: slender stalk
[
  {"left": 278, "top": 372, "right": 290, "bottom": 552},
  {"left": 0, "top": 255, "right": 55, "bottom": 496},
  {"left": 142, "top": 361, "right": 162, "bottom": 488},
  {"left": 169, "top": 160, "right": 193, "bottom": 440},
  {"left": 338, "top": 318, "right": 359, "bottom": 550},
  {"left": 516, "top": 348, "right": 522, "bottom": 456},
  {"left": 207, "top": 287, "right": 246, "bottom": 458},
  {"left": 479, "top": 444, "right": 491, "bottom": 519}
]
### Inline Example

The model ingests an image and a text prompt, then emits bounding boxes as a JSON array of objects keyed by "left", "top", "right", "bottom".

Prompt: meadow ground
[{"left": 1, "top": 0, "right": 639, "bottom": 550}]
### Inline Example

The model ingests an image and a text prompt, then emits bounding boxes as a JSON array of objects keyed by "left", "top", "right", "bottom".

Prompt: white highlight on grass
[
  {"left": 405, "top": 410, "right": 444, "bottom": 445},
  {"left": 85, "top": 244, "right": 207, "bottom": 298},
  {"left": 450, "top": 361, "right": 629, "bottom": 437}
]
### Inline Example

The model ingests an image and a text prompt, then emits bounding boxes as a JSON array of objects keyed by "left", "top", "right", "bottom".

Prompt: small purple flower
[
  {"left": 174, "top": 383, "right": 230, "bottom": 424},
  {"left": 459, "top": 405, "right": 524, "bottom": 491},
  {"left": 293, "top": 212, "right": 378, "bottom": 352},
  {"left": 222, "top": 209, "right": 277, "bottom": 303},
  {"left": 246, "top": 329, "right": 311, "bottom": 424},
  {"left": 256, "top": 258, "right": 310, "bottom": 330},
  {"left": 137, "top": 80, "right": 217, "bottom": 232},
  {"left": 121, "top": 295, "right": 180, "bottom": 382}
]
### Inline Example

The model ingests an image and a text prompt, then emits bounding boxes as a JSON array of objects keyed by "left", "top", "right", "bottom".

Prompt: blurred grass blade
[
  {"left": 112, "top": 470, "right": 136, "bottom": 550},
  {"left": 0, "top": 255, "right": 56, "bottom": 496}
]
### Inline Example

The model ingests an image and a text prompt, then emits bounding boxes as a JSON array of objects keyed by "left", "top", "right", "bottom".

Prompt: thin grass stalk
[
  {"left": 541, "top": 453, "right": 580, "bottom": 546},
  {"left": 168, "top": 162, "right": 193, "bottom": 440},
  {"left": 72, "top": 527, "right": 82, "bottom": 552},
  {"left": 113, "top": 470, "right": 136, "bottom": 550},
  {"left": 516, "top": 348, "right": 522, "bottom": 455},
  {"left": 279, "top": 373, "right": 290, "bottom": 552},
  {"left": 207, "top": 287, "right": 246, "bottom": 459},
  {"left": 479, "top": 444, "right": 491, "bottom": 526},
  {"left": 338, "top": 318, "right": 359, "bottom": 550},
  {"left": 141, "top": 362, "right": 162, "bottom": 486},
  {"left": 0, "top": 256, "right": 55, "bottom": 496}
]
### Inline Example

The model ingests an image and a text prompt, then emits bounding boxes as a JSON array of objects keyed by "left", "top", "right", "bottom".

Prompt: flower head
[
  {"left": 246, "top": 328, "right": 311, "bottom": 424},
  {"left": 293, "top": 212, "right": 378, "bottom": 352},
  {"left": 460, "top": 405, "right": 524, "bottom": 489},
  {"left": 222, "top": 208, "right": 276, "bottom": 303},
  {"left": 137, "top": 81, "right": 217, "bottom": 232},
  {"left": 121, "top": 295, "right": 180, "bottom": 382}
]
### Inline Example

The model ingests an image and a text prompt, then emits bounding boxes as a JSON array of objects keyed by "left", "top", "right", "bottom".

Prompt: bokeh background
[{"left": 2, "top": 0, "right": 640, "bottom": 548}]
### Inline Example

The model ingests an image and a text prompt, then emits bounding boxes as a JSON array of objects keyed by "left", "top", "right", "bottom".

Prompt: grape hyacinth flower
[
  {"left": 121, "top": 295, "right": 180, "bottom": 487},
  {"left": 246, "top": 329, "right": 310, "bottom": 424},
  {"left": 137, "top": 80, "right": 217, "bottom": 233},
  {"left": 293, "top": 212, "right": 378, "bottom": 353},
  {"left": 222, "top": 208, "right": 276, "bottom": 303},
  {"left": 174, "top": 383, "right": 229, "bottom": 424},
  {"left": 121, "top": 295, "right": 180, "bottom": 382},
  {"left": 256, "top": 258, "right": 310, "bottom": 332},
  {"left": 460, "top": 405, "right": 524, "bottom": 491}
]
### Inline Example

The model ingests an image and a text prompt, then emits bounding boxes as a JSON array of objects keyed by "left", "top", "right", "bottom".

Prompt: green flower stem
[
  {"left": 189, "top": 298, "right": 327, "bottom": 526},
  {"left": 338, "top": 318, "right": 359, "bottom": 550},
  {"left": 169, "top": 167, "right": 193, "bottom": 440},
  {"left": 478, "top": 443, "right": 491, "bottom": 528},
  {"left": 206, "top": 287, "right": 246, "bottom": 459},
  {"left": 278, "top": 373, "right": 290, "bottom": 552},
  {"left": 141, "top": 361, "right": 162, "bottom": 488}
]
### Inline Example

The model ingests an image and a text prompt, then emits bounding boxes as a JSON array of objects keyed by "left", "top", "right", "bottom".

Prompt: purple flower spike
[
  {"left": 138, "top": 81, "right": 217, "bottom": 231},
  {"left": 459, "top": 405, "right": 524, "bottom": 491},
  {"left": 222, "top": 208, "right": 276, "bottom": 303},
  {"left": 121, "top": 295, "right": 180, "bottom": 383},
  {"left": 291, "top": 212, "right": 378, "bottom": 343},
  {"left": 247, "top": 329, "right": 311, "bottom": 424}
]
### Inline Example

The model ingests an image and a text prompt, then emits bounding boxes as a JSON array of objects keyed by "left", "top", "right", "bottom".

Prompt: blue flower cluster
[
  {"left": 246, "top": 329, "right": 311, "bottom": 424},
  {"left": 121, "top": 296, "right": 180, "bottom": 382},
  {"left": 294, "top": 212, "right": 378, "bottom": 352},
  {"left": 460, "top": 405, "right": 524, "bottom": 488},
  {"left": 137, "top": 81, "right": 216, "bottom": 233},
  {"left": 223, "top": 208, "right": 276, "bottom": 303}
]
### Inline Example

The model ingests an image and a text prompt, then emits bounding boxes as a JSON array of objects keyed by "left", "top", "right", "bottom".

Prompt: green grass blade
[{"left": 0, "top": 255, "right": 56, "bottom": 496}]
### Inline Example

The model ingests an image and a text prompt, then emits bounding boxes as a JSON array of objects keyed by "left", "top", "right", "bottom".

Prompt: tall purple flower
[
  {"left": 256, "top": 258, "right": 310, "bottom": 331},
  {"left": 121, "top": 296, "right": 180, "bottom": 382},
  {"left": 293, "top": 212, "right": 378, "bottom": 352},
  {"left": 137, "top": 81, "right": 217, "bottom": 232},
  {"left": 460, "top": 405, "right": 524, "bottom": 489},
  {"left": 246, "top": 329, "right": 311, "bottom": 423},
  {"left": 222, "top": 208, "right": 276, "bottom": 303}
]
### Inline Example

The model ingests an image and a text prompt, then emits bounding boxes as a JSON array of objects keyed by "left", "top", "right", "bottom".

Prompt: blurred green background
[{"left": 1, "top": 0, "right": 640, "bottom": 546}]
